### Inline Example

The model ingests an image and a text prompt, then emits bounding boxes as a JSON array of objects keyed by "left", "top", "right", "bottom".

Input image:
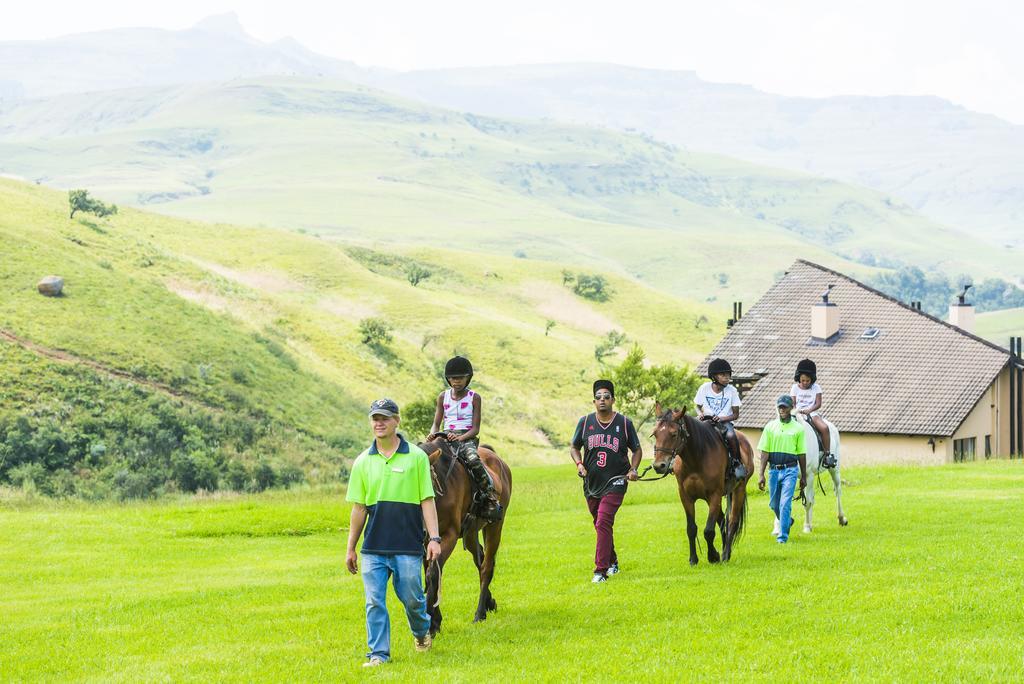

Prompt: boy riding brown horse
[{"left": 651, "top": 403, "right": 754, "bottom": 564}]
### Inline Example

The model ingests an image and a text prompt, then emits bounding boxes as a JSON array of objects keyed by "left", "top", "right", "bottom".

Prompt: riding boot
[
  {"left": 463, "top": 452, "right": 503, "bottom": 521},
  {"left": 725, "top": 431, "right": 746, "bottom": 481},
  {"left": 821, "top": 452, "right": 837, "bottom": 469}
]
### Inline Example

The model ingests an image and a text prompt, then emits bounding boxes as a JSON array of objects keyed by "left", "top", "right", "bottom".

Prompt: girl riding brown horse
[
  {"left": 651, "top": 403, "right": 753, "bottom": 564},
  {"left": 417, "top": 435, "right": 512, "bottom": 636}
]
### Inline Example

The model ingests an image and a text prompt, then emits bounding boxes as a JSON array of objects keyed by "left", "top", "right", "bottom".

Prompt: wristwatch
[{"left": 429, "top": 536, "right": 442, "bottom": 544}]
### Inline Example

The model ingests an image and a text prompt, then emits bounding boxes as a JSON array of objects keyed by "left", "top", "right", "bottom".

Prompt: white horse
[{"left": 772, "top": 413, "right": 848, "bottom": 534}]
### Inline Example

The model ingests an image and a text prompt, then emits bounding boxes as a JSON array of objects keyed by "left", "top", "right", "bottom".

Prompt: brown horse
[
  {"left": 417, "top": 436, "right": 512, "bottom": 636},
  {"left": 651, "top": 404, "right": 753, "bottom": 565}
]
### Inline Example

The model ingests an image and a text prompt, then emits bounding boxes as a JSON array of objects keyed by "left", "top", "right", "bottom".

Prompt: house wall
[
  {"left": 737, "top": 373, "right": 1012, "bottom": 465},
  {"left": 952, "top": 367, "right": 1012, "bottom": 459},
  {"left": 738, "top": 428, "right": 947, "bottom": 466}
]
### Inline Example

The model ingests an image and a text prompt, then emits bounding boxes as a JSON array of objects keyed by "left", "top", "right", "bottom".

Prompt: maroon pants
[{"left": 586, "top": 492, "right": 624, "bottom": 575}]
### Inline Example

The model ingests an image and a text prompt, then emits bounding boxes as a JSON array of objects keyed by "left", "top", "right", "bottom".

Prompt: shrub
[
  {"left": 358, "top": 318, "right": 393, "bottom": 346},
  {"left": 406, "top": 264, "right": 432, "bottom": 287},
  {"left": 68, "top": 189, "right": 118, "bottom": 219},
  {"left": 401, "top": 398, "right": 437, "bottom": 440},
  {"left": 572, "top": 273, "right": 612, "bottom": 302},
  {"left": 253, "top": 461, "right": 277, "bottom": 491}
]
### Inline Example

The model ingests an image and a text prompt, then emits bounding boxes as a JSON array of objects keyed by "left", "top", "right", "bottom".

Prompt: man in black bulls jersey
[{"left": 570, "top": 379, "right": 643, "bottom": 583}]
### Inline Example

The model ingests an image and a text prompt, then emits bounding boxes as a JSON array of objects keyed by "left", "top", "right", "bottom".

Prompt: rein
[
  {"left": 635, "top": 461, "right": 673, "bottom": 481},
  {"left": 430, "top": 443, "right": 460, "bottom": 497}
]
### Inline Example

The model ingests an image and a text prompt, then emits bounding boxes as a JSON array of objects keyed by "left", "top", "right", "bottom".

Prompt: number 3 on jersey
[{"left": 596, "top": 451, "right": 607, "bottom": 467}]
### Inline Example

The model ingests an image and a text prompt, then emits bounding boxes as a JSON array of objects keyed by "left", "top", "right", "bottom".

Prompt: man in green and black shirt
[
  {"left": 346, "top": 398, "right": 442, "bottom": 667},
  {"left": 757, "top": 394, "right": 807, "bottom": 544}
]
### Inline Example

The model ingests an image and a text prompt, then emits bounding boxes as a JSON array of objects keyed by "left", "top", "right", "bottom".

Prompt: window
[
  {"left": 953, "top": 437, "right": 976, "bottom": 463},
  {"left": 985, "top": 435, "right": 992, "bottom": 459},
  {"left": 860, "top": 328, "right": 881, "bottom": 339}
]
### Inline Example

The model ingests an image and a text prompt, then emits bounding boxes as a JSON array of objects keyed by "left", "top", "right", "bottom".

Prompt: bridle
[{"left": 637, "top": 414, "right": 687, "bottom": 481}]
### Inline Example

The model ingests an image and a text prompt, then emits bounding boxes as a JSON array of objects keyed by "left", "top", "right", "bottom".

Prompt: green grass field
[{"left": 3, "top": 460, "right": 1022, "bottom": 681}]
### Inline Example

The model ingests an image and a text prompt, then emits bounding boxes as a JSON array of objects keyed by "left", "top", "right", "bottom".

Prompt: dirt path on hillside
[{"left": 0, "top": 328, "right": 219, "bottom": 411}]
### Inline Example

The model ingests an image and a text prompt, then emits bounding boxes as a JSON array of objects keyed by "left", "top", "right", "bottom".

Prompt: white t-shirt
[
  {"left": 790, "top": 382, "right": 822, "bottom": 412},
  {"left": 694, "top": 381, "right": 742, "bottom": 418}
]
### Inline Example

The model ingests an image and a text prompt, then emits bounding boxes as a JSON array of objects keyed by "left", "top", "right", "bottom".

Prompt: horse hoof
[
  {"left": 488, "top": 598, "right": 497, "bottom": 612},
  {"left": 839, "top": 517, "right": 849, "bottom": 526},
  {"left": 473, "top": 614, "right": 487, "bottom": 623},
  {"left": 708, "top": 552, "right": 720, "bottom": 564},
  {"left": 803, "top": 525, "right": 812, "bottom": 533},
  {"left": 689, "top": 558, "right": 699, "bottom": 567}
]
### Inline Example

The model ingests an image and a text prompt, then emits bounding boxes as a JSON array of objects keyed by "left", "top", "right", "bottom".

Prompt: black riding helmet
[
  {"left": 707, "top": 358, "right": 732, "bottom": 381},
  {"left": 794, "top": 358, "right": 817, "bottom": 383},
  {"left": 444, "top": 356, "right": 474, "bottom": 387}
]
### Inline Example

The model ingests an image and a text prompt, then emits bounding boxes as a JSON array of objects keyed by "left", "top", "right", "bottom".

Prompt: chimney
[
  {"left": 949, "top": 284, "right": 975, "bottom": 333},
  {"left": 811, "top": 285, "right": 839, "bottom": 342}
]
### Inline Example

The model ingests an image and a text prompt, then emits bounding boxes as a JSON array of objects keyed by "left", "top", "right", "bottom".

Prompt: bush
[
  {"left": 401, "top": 398, "right": 437, "bottom": 440},
  {"left": 225, "top": 460, "right": 251, "bottom": 491},
  {"left": 69, "top": 189, "right": 118, "bottom": 219},
  {"left": 7, "top": 462, "right": 46, "bottom": 489},
  {"left": 253, "top": 461, "right": 277, "bottom": 491},
  {"left": 572, "top": 273, "right": 612, "bottom": 302},
  {"left": 278, "top": 462, "right": 305, "bottom": 488},
  {"left": 406, "top": 264, "right": 432, "bottom": 287},
  {"left": 358, "top": 318, "right": 393, "bottom": 346},
  {"left": 595, "top": 330, "right": 628, "bottom": 363},
  {"left": 172, "top": 452, "right": 220, "bottom": 493}
]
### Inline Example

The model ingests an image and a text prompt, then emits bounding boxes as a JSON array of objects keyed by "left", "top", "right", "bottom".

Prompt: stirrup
[{"left": 473, "top": 490, "right": 503, "bottom": 519}]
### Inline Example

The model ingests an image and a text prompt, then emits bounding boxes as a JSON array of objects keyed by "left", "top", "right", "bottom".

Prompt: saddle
[{"left": 798, "top": 415, "right": 828, "bottom": 454}]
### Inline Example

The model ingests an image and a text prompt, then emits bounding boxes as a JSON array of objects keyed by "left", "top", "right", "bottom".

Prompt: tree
[
  {"left": 406, "top": 263, "right": 432, "bottom": 287},
  {"left": 69, "top": 189, "right": 118, "bottom": 219},
  {"left": 573, "top": 273, "right": 612, "bottom": 302},
  {"left": 544, "top": 320, "right": 556, "bottom": 336},
  {"left": 561, "top": 269, "right": 575, "bottom": 287},
  {"left": 358, "top": 318, "right": 393, "bottom": 346},
  {"left": 594, "top": 330, "right": 628, "bottom": 363},
  {"left": 610, "top": 345, "right": 702, "bottom": 430},
  {"left": 401, "top": 398, "right": 437, "bottom": 440}
]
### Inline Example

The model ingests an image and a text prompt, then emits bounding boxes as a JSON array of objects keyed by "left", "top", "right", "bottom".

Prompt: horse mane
[
  {"left": 656, "top": 409, "right": 722, "bottom": 463},
  {"left": 680, "top": 413, "right": 723, "bottom": 461}
]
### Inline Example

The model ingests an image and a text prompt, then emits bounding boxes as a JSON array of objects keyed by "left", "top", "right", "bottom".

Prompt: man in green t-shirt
[
  {"left": 346, "top": 398, "right": 442, "bottom": 667},
  {"left": 756, "top": 395, "right": 807, "bottom": 543}
]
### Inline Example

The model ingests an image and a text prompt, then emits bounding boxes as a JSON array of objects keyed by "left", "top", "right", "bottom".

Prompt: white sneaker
[
  {"left": 414, "top": 633, "right": 432, "bottom": 652},
  {"left": 606, "top": 563, "right": 620, "bottom": 577},
  {"left": 363, "top": 656, "right": 385, "bottom": 668},
  {"left": 591, "top": 573, "right": 607, "bottom": 583},
  {"left": 772, "top": 520, "right": 781, "bottom": 537}
]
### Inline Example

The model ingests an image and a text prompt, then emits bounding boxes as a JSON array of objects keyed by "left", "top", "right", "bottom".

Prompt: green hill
[
  {"left": 976, "top": 307, "right": 1024, "bottom": 346},
  {"left": 2, "top": 77, "right": 1017, "bottom": 305},
  {"left": 0, "top": 178, "right": 722, "bottom": 497}
]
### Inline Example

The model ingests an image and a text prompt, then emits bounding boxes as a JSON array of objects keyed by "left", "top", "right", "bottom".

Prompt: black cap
[
  {"left": 593, "top": 379, "right": 614, "bottom": 398},
  {"left": 368, "top": 398, "right": 400, "bottom": 418}
]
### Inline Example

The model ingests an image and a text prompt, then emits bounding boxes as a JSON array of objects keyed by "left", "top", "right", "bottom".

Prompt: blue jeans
[
  {"left": 361, "top": 553, "right": 431, "bottom": 661},
  {"left": 768, "top": 465, "right": 799, "bottom": 542}
]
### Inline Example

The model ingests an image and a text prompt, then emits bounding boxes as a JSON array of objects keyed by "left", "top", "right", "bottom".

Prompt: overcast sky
[{"left": 4, "top": 1, "right": 1022, "bottom": 124}]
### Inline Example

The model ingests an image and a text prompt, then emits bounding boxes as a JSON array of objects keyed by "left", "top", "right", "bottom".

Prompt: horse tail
[
  {"left": 726, "top": 490, "right": 748, "bottom": 543},
  {"left": 736, "top": 490, "right": 748, "bottom": 540}
]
